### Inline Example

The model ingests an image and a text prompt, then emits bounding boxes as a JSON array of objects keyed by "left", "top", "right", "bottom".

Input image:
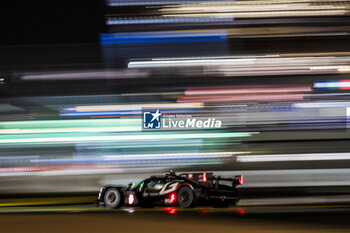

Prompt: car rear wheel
[
  {"left": 104, "top": 188, "right": 123, "bottom": 209},
  {"left": 177, "top": 186, "right": 195, "bottom": 208}
]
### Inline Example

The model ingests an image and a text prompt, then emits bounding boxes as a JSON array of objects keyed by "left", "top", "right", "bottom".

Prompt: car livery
[{"left": 96, "top": 171, "right": 244, "bottom": 209}]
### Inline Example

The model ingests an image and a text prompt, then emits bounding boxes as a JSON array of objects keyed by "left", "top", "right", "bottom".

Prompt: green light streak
[
  {"left": 0, "top": 127, "right": 141, "bottom": 134},
  {"left": 0, "top": 119, "right": 140, "bottom": 129},
  {"left": 0, "top": 132, "right": 252, "bottom": 144}
]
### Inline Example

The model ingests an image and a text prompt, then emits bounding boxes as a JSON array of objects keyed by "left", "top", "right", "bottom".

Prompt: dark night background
[{"left": 0, "top": 1, "right": 103, "bottom": 45}]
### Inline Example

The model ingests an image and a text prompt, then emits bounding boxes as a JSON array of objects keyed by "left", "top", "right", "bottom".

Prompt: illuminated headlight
[{"left": 128, "top": 194, "right": 135, "bottom": 205}]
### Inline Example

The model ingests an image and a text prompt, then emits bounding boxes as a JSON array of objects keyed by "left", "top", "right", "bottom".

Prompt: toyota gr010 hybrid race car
[{"left": 96, "top": 171, "right": 244, "bottom": 209}]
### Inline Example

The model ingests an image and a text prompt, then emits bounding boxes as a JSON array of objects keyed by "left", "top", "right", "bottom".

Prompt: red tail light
[
  {"left": 128, "top": 194, "right": 135, "bottom": 205},
  {"left": 170, "top": 193, "right": 177, "bottom": 203},
  {"left": 238, "top": 175, "right": 244, "bottom": 185},
  {"left": 203, "top": 172, "right": 207, "bottom": 182}
]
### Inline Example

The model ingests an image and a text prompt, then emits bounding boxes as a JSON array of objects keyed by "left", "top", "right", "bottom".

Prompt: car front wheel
[{"left": 104, "top": 188, "right": 123, "bottom": 209}]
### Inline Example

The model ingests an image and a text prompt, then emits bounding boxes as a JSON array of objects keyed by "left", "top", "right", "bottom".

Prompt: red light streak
[
  {"left": 165, "top": 207, "right": 177, "bottom": 214},
  {"left": 238, "top": 209, "right": 246, "bottom": 214}
]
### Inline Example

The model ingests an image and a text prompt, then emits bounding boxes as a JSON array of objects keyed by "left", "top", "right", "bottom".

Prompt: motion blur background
[{"left": 1, "top": 0, "right": 350, "bottom": 208}]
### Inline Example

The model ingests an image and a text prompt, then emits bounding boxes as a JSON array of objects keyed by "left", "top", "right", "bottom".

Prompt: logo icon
[{"left": 143, "top": 109, "right": 162, "bottom": 129}]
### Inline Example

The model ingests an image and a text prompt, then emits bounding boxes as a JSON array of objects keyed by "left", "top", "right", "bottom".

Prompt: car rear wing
[
  {"left": 179, "top": 172, "right": 213, "bottom": 181},
  {"left": 210, "top": 174, "right": 244, "bottom": 187},
  {"left": 179, "top": 172, "right": 244, "bottom": 186}
]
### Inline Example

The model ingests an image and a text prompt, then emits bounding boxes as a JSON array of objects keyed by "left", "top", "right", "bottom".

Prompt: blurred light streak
[
  {"left": 160, "top": 3, "right": 348, "bottom": 14},
  {"left": 0, "top": 132, "right": 254, "bottom": 144},
  {"left": 151, "top": 55, "right": 269, "bottom": 60},
  {"left": 103, "top": 151, "right": 244, "bottom": 159},
  {"left": 280, "top": 52, "right": 350, "bottom": 57},
  {"left": 128, "top": 56, "right": 350, "bottom": 77},
  {"left": 101, "top": 31, "right": 228, "bottom": 45},
  {"left": 0, "top": 161, "right": 225, "bottom": 175},
  {"left": 61, "top": 110, "right": 142, "bottom": 117},
  {"left": 21, "top": 70, "right": 149, "bottom": 81},
  {"left": 237, "top": 32, "right": 349, "bottom": 38},
  {"left": 107, "top": 0, "right": 233, "bottom": 6},
  {"left": 0, "top": 118, "right": 139, "bottom": 129},
  {"left": 0, "top": 156, "right": 39, "bottom": 160},
  {"left": 61, "top": 108, "right": 203, "bottom": 117},
  {"left": 185, "top": 85, "right": 312, "bottom": 95},
  {"left": 224, "top": 26, "right": 350, "bottom": 38},
  {"left": 71, "top": 103, "right": 203, "bottom": 112},
  {"left": 314, "top": 80, "right": 350, "bottom": 90},
  {"left": 86, "top": 141, "right": 233, "bottom": 150},
  {"left": 108, "top": 161, "right": 223, "bottom": 167},
  {"left": 310, "top": 65, "right": 350, "bottom": 71},
  {"left": 160, "top": 1, "right": 349, "bottom": 18},
  {"left": 106, "top": 17, "right": 233, "bottom": 25},
  {"left": 0, "top": 166, "right": 69, "bottom": 173},
  {"left": 30, "top": 152, "right": 242, "bottom": 164},
  {"left": 162, "top": 10, "right": 348, "bottom": 18},
  {"left": 237, "top": 152, "right": 350, "bottom": 163},
  {"left": 0, "top": 165, "right": 126, "bottom": 174},
  {"left": 178, "top": 93, "right": 305, "bottom": 103},
  {"left": 128, "top": 58, "right": 256, "bottom": 68},
  {"left": 0, "top": 127, "right": 141, "bottom": 134},
  {"left": 339, "top": 67, "right": 350, "bottom": 73},
  {"left": 294, "top": 101, "right": 350, "bottom": 108}
]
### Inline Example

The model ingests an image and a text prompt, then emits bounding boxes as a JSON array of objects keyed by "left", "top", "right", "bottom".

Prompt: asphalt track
[{"left": 1, "top": 205, "right": 350, "bottom": 233}]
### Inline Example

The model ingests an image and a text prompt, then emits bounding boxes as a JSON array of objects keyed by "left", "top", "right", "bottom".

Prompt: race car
[{"left": 96, "top": 171, "right": 244, "bottom": 209}]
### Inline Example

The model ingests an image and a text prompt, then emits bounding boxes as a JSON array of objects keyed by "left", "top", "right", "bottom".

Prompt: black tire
[
  {"left": 177, "top": 186, "right": 195, "bottom": 208},
  {"left": 104, "top": 188, "right": 123, "bottom": 209}
]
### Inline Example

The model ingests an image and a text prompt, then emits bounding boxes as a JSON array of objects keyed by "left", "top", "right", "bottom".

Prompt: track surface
[{"left": 1, "top": 206, "right": 350, "bottom": 233}]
